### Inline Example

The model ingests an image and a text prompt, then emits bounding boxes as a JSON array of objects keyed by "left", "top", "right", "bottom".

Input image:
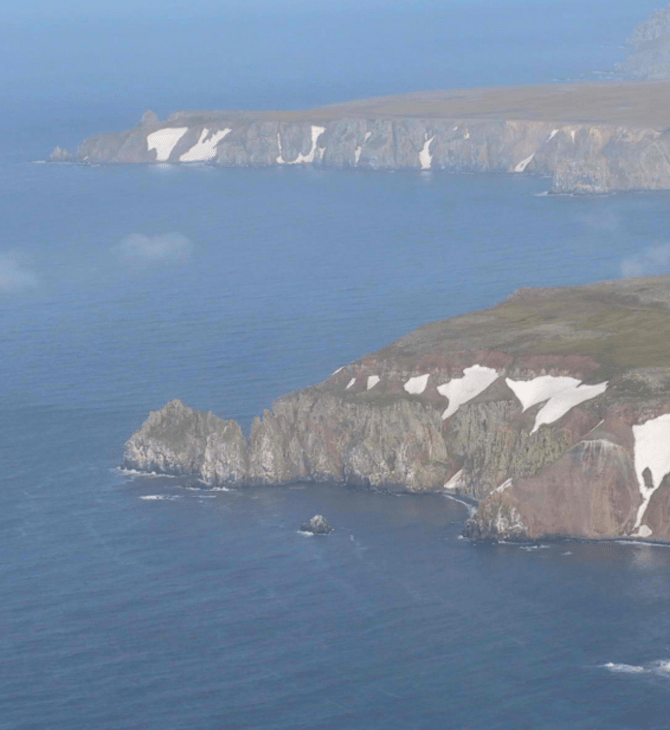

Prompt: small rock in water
[
  {"left": 50, "top": 146, "right": 74, "bottom": 162},
  {"left": 301, "top": 515, "right": 334, "bottom": 535}
]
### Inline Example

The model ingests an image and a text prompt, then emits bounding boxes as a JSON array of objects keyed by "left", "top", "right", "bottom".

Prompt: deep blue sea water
[{"left": 4, "top": 2, "right": 670, "bottom": 728}]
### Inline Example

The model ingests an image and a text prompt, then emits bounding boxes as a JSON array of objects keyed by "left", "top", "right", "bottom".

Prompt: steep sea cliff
[
  {"left": 125, "top": 276, "right": 670, "bottom": 544},
  {"left": 55, "top": 82, "right": 670, "bottom": 194}
]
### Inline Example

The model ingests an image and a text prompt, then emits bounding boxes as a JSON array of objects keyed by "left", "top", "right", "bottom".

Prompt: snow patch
[
  {"left": 332, "top": 366, "right": 344, "bottom": 375},
  {"left": 548, "top": 129, "right": 559, "bottom": 142},
  {"left": 367, "top": 375, "right": 380, "bottom": 390},
  {"left": 147, "top": 128, "right": 188, "bottom": 161},
  {"left": 494, "top": 479, "right": 513, "bottom": 494},
  {"left": 276, "top": 132, "right": 285, "bottom": 164},
  {"left": 346, "top": 378, "right": 356, "bottom": 390},
  {"left": 514, "top": 153, "right": 535, "bottom": 173},
  {"left": 444, "top": 468, "right": 464, "bottom": 490},
  {"left": 632, "top": 413, "right": 670, "bottom": 528},
  {"left": 279, "top": 125, "right": 326, "bottom": 165},
  {"left": 419, "top": 136, "right": 434, "bottom": 170},
  {"left": 437, "top": 365, "right": 499, "bottom": 420},
  {"left": 355, "top": 132, "right": 370, "bottom": 164},
  {"left": 179, "top": 128, "right": 231, "bottom": 162},
  {"left": 633, "top": 525, "right": 653, "bottom": 539},
  {"left": 505, "top": 375, "right": 608, "bottom": 434},
  {"left": 404, "top": 374, "right": 430, "bottom": 395},
  {"left": 570, "top": 129, "right": 576, "bottom": 142}
]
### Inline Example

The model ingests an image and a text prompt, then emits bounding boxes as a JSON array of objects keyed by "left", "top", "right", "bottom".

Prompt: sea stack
[{"left": 300, "top": 515, "right": 334, "bottom": 535}]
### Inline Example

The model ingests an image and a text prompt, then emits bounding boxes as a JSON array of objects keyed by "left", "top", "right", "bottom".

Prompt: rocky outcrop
[
  {"left": 300, "top": 515, "right": 334, "bottom": 535},
  {"left": 125, "top": 276, "right": 670, "bottom": 544},
  {"left": 53, "top": 82, "right": 670, "bottom": 194},
  {"left": 619, "top": 6, "right": 670, "bottom": 79},
  {"left": 124, "top": 399, "right": 248, "bottom": 484},
  {"left": 49, "top": 146, "right": 74, "bottom": 162}
]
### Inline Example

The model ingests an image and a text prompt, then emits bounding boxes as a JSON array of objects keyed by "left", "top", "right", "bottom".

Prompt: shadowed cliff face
[
  {"left": 124, "top": 276, "right": 670, "bottom": 544},
  {"left": 56, "top": 81, "right": 670, "bottom": 194}
]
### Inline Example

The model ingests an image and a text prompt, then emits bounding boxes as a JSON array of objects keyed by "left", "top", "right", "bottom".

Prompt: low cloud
[
  {"left": 622, "top": 244, "right": 670, "bottom": 278},
  {"left": 0, "top": 254, "right": 38, "bottom": 292},
  {"left": 116, "top": 233, "right": 193, "bottom": 264}
]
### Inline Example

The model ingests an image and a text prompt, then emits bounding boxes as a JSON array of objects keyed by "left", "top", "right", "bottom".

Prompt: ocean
[{"left": 3, "top": 1, "right": 670, "bottom": 728}]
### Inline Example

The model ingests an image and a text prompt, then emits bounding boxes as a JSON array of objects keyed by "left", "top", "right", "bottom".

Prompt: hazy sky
[
  {"left": 0, "top": 0, "right": 665, "bottom": 156},
  {"left": 7, "top": 0, "right": 663, "bottom": 17}
]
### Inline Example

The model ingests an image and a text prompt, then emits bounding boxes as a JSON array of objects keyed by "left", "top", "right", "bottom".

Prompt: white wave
[
  {"left": 297, "top": 530, "right": 314, "bottom": 537},
  {"left": 441, "top": 492, "right": 477, "bottom": 517},
  {"left": 139, "top": 495, "right": 181, "bottom": 501},
  {"left": 601, "top": 659, "right": 670, "bottom": 676},
  {"left": 115, "top": 467, "right": 176, "bottom": 479},
  {"left": 652, "top": 660, "right": 670, "bottom": 673},
  {"left": 562, "top": 551, "right": 573, "bottom": 556},
  {"left": 614, "top": 539, "right": 670, "bottom": 549},
  {"left": 602, "top": 662, "right": 645, "bottom": 674},
  {"left": 180, "top": 483, "right": 230, "bottom": 493}
]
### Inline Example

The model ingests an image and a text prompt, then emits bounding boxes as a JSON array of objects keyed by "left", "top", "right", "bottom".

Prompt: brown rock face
[{"left": 124, "top": 277, "right": 670, "bottom": 544}]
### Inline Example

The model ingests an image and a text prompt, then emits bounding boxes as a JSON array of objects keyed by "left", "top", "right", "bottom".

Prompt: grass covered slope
[{"left": 380, "top": 276, "right": 670, "bottom": 389}]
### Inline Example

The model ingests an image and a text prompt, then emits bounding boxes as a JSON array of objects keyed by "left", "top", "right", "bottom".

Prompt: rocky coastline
[
  {"left": 124, "top": 276, "right": 670, "bottom": 545},
  {"left": 53, "top": 81, "right": 670, "bottom": 195}
]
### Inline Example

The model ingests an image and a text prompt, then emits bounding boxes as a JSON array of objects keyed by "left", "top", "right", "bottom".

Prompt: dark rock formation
[
  {"left": 300, "top": 515, "right": 334, "bottom": 535},
  {"left": 124, "top": 276, "right": 670, "bottom": 544},
  {"left": 53, "top": 81, "right": 670, "bottom": 193}
]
